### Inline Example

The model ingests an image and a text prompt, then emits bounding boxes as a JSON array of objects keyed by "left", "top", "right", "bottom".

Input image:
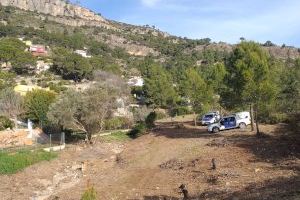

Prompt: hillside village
[{"left": 0, "top": 0, "right": 299, "bottom": 200}]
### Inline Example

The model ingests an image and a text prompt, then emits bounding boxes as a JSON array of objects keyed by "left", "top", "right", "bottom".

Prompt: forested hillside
[{"left": 0, "top": 1, "right": 299, "bottom": 138}]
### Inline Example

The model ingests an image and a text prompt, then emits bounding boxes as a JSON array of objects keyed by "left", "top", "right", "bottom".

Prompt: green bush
[
  {"left": 101, "top": 131, "right": 131, "bottom": 142},
  {"left": 81, "top": 187, "right": 97, "bottom": 200},
  {"left": 20, "top": 80, "right": 27, "bottom": 85},
  {"left": 104, "top": 117, "right": 133, "bottom": 130},
  {"left": 155, "top": 111, "right": 168, "bottom": 120},
  {"left": 49, "top": 82, "right": 67, "bottom": 93},
  {"left": 0, "top": 116, "right": 14, "bottom": 131},
  {"left": 171, "top": 106, "right": 192, "bottom": 116},
  {"left": 145, "top": 111, "right": 157, "bottom": 128},
  {"left": 260, "top": 113, "right": 288, "bottom": 124},
  {"left": 128, "top": 122, "right": 147, "bottom": 138}
]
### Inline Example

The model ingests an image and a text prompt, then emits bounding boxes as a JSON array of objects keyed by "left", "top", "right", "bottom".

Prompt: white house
[{"left": 128, "top": 76, "right": 144, "bottom": 87}]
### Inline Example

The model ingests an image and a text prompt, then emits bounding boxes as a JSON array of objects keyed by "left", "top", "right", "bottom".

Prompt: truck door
[{"left": 229, "top": 117, "right": 237, "bottom": 128}]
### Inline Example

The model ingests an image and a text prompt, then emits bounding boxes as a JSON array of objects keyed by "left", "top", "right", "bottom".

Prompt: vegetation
[
  {"left": 0, "top": 150, "right": 57, "bottom": 174},
  {"left": 81, "top": 186, "right": 97, "bottom": 200},
  {"left": 223, "top": 41, "right": 277, "bottom": 134},
  {"left": 48, "top": 86, "right": 119, "bottom": 142},
  {"left": 0, "top": 88, "right": 24, "bottom": 127},
  {"left": 25, "top": 89, "right": 56, "bottom": 127},
  {"left": 0, "top": 38, "right": 36, "bottom": 74},
  {"left": 0, "top": 116, "right": 14, "bottom": 130},
  {"left": 101, "top": 131, "right": 131, "bottom": 142}
]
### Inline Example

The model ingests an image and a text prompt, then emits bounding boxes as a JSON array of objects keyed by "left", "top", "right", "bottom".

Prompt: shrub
[
  {"left": 20, "top": 80, "right": 27, "bottom": 85},
  {"left": 145, "top": 111, "right": 157, "bottom": 128},
  {"left": 0, "top": 116, "right": 14, "bottom": 131},
  {"left": 104, "top": 117, "right": 133, "bottom": 130},
  {"left": 260, "top": 113, "right": 288, "bottom": 124},
  {"left": 128, "top": 122, "right": 146, "bottom": 138},
  {"left": 171, "top": 106, "right": 192, "bottom": 116},
  {"left": 155, "top": 111, "right": 167, "bottom": 120},
  {"left": 81, "top": 186, "right": 97, "bottom": 200}
]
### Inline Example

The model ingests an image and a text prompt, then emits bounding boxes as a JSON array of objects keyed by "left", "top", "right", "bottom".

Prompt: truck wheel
[
  {"left": 212, "top": 127, "right": 220, "bottom": 133},
  {"left": 239, "top": 122, "right": 246, "bottom": 129}
]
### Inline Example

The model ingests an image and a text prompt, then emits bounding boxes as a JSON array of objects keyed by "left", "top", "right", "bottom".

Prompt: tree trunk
[
  {"left": 250, "top": 104, "right": 254, "bottom": 131},
  {"left": 86, "top": 132, "right": 92, "bottom": 144},
  {"left": 13, "top": 116, "right": 18, "bottom": 130},
  {"left": 193, "top": 111, "right": 197, "bottom": 127},
  {"left": 255, "top": 105, "right": 260, "bottom": 136}
]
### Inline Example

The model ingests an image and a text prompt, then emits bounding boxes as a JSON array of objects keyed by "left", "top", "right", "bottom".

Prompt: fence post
[{"left": 49, "top": 134, "right": 52, "bottom": 151}]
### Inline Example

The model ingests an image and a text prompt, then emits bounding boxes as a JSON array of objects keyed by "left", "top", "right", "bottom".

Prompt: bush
[
  {"left": 20, "top": 80, "right": 27, "bottom": 85},
  {"left": 155, "top": 111, "right": 168, "bottom": 120},
  {"left": 81, "top": 186, "right": 97, "bottom": 200},
  {"left": 104, "top": 117, "right": 133, "bottom": 130},
  {"left": 171, "top": 106, "right": 192, "bottom": 116},
  {"left": 145, "top": 111, "right": 157, "bottom": 128},
  {"left": 128, "top": 122, "right": 147, "bottom": 138},
  {"left": 0, "top": 116, "right": 14, "bottom": 131}
]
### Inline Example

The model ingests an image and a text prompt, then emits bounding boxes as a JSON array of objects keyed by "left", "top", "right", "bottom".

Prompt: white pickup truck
[{"left": 208, "top": 111, "right": 251, "bottom": 133}]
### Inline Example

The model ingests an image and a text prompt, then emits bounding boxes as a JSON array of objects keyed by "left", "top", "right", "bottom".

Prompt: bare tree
[{"left": 0, "top": 89, "right": 24, "bottom": 128}]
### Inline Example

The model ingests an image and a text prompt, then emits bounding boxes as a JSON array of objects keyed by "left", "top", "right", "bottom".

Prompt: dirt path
[{"left": 0, "top": 123, "right": 299, "bottom": 200}]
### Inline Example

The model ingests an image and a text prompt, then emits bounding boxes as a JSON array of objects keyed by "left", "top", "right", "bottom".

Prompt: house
[
  {"left": 29, "top": 45, "right": 48, "bottom": 56},
  {"left": 74, "top": 50, "right": 92, "bottom": 58},
  {"left": 128, "top": 76, "right": 144, "bottom": 87}
]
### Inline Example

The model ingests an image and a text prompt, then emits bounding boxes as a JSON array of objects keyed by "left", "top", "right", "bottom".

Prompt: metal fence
[{"left": 0, "top": 132, "right": 65, "bottom": 153}]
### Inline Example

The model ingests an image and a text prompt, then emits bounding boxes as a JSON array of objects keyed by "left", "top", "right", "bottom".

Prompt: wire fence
[{"left": 0, "top": 132, "right": 65, "bottom": 153}]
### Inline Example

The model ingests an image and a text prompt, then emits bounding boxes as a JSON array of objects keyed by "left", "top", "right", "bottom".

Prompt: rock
[
  {"left": 0, "top": 0, "right": 106, "bottom": 22},
  {"left": 255, "top": 168, "right": 261, "bottom": 173}
]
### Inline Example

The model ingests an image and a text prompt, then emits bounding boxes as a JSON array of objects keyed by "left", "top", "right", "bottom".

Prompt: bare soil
[{"left": 0, "top": 122, "right": 299, "bottom": 200}]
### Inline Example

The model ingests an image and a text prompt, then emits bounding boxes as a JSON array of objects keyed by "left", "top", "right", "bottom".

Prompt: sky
[{"left": 71, "top": 0, "right": 300, "bottom": 46}]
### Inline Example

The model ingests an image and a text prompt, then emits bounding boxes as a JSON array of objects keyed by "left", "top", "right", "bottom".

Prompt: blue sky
[{"left": 72, "top": 0, "right": 300, "bottom": 46}]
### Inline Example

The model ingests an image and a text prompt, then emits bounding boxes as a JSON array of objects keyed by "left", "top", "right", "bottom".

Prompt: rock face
[{"left": 0, "top": 0, "right": 106, "bottom": 22}]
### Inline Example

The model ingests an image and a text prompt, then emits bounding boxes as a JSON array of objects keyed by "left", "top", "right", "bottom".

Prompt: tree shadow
[
  {"left": 143, "top": 195, "right": 179, "bottom": 200},
  {"left": 152, "top": 122, "right": 222, "bottom": 139},
  {"left": 224, "top": 124, "right": 300, "bottom": 163},
  {"left": 199, "top": 174, "right": 300, "bottom": 200}
]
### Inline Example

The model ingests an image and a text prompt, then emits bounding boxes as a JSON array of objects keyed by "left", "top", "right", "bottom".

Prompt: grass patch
[
  {"left": 0, "top": 150, "right": 57, "bottom": 175},
  {"left": 101, "top": 131, "right": 131, "bottom": 142}
]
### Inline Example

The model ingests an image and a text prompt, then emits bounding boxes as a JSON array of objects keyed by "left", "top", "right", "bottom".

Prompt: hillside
[{"left": 0, "top": 0, "right": 300, "bottom": 60}]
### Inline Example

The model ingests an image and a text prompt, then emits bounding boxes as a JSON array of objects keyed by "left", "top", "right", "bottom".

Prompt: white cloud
[{"left": 141, "top": 0, "right": 161, "bottom": 7}]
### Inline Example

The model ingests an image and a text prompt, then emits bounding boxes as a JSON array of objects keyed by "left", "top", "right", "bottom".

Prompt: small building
[
  {"left": 29, "top": 45, "right": 48, "bottom": 56},
  {"left": 74, "top": 50, "right": 92, "bottom": 58},
  {"left": 128, "top": 76, "right": 144, "bottom": 87}
]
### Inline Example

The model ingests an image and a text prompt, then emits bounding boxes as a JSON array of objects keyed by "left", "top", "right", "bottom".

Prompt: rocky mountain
[
  {"left": 0, "top": 0, "right": 105, "bottom": 21},
  {"left": 0, "top": 0, "right": 299, "bottom": 59}
]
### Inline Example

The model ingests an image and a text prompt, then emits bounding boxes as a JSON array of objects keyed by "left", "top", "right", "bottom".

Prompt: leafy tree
[
  {"left": 52, "top": 48, "right": 92, "bottom": 82},
  {"left": 201, "top": 62, "right": 227, "bottom": 94},
  {"left": 25, "top": 89, "right": 56, "bottom": 127},
  {"left": 0, "top": 38, "right": 36, "bottom": 74},
  {"left": 143, "top": 64, "right": 177, "bottom": 108},
  {"left": 181, "top": 68, "right": 214, "bottom": 126},
  {"left": 48, "top": 86, "right": 118, "bottom": 142},
  {"left": 223, "top": 41, "right": 277, "bottom": 135},
  {"left": 278, "top": 59, "right": 300, "bottom": 114},
  {"left": 0, "top": 88, "right": 24, "bottom": 127}
]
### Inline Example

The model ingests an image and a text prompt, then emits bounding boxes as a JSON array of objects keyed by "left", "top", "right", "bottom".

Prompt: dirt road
[{"left": 0, "top": 122, "right": 299, "bottom": 200}]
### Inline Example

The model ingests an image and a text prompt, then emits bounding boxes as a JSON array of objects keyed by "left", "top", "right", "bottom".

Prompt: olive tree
[
  {"left": 0, "top": 88, "right": 24, "bottom": 128},
  {"left": 48, "top": 86, "right": 118, "bottom": 142}
]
